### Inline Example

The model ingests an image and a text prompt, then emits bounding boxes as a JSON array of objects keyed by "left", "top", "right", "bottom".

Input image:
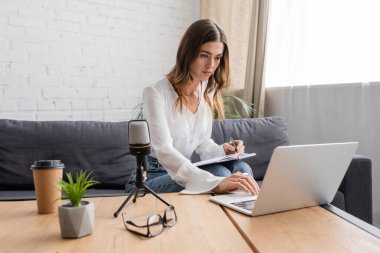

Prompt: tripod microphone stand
[
  {"left": 114, "top": 119, "right": 172, "bottom": 218},
  {"left": 114, "top": 155, "right": 171, "bottom": 218}
]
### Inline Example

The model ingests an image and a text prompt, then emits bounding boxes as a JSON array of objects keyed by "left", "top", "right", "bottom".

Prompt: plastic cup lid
[{"left": 31, "top": 160, "right": 65, "bottom": 170}]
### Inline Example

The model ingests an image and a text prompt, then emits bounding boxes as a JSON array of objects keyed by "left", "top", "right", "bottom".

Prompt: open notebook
[{"left": 193, "top": 153, "right": 256, "bottom": 167}]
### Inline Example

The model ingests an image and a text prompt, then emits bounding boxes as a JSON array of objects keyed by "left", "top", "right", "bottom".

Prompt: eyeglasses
[{"left": 122, "top": 205, "right": 177, "bottom": 238}]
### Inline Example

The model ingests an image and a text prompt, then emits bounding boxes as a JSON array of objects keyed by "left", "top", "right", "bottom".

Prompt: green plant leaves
[
  {"left": 221, "top": 93, "right": 256, "bottom": 119},
  {"left": 130, "top": 97, "right": 144, "bottom": 120},
  {"left": 58, "top": 170, "right": 99, "bottom": 207}
]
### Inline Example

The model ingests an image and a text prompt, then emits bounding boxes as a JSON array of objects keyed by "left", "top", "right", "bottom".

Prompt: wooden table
[
  {"left": 225, "top": 205, "right": 380, "bottom": 253},
  {"left": 1, "top": 193, "right": 380, "bottom": 253},
  {"left": 0, "top": 194, "right": 251, "bottom": 253}
]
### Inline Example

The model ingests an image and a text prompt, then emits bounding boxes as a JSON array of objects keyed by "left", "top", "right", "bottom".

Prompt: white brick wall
[{"left": 0, "top": 0, "right": 199, "bottom": 121}]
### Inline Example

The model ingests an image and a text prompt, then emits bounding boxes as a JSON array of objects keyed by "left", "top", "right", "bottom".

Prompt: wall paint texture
[{"left": 0, "top": 0, "right": 198, "bottom": 121}]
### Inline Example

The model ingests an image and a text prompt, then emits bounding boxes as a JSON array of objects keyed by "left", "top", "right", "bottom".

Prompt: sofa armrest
[{"left": 338, "top": 154, "right": 372, "bottom": 224}]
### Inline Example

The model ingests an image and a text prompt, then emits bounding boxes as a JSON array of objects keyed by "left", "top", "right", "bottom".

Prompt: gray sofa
[{"left": 0, "top": 116, "right": 372, "bottom": 224}]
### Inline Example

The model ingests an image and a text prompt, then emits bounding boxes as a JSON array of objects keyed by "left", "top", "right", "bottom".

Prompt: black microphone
[{"left": 128, "top": 120, "right": 151, "bottom": 185}]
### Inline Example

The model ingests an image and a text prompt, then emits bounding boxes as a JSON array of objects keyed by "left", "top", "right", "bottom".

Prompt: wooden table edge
[
  {"left": 221, "top": 206, "right": 259, "bottom": 253},
  {"left": 322, "top": 204, "right": 380, "bottom": 239},
  {"left": 219, "top": 203, "right": 380, "bottom": 253}
]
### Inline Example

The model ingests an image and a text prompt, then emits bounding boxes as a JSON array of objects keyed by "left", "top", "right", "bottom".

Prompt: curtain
[
  {"left": 201, "top": 0, "right": 270, "bottom": 118},
  {"left": 200, "top": 0, "right": 252, "bottom": 93},
  {"left": 243, "top": 0, "right": 269, "bottom": 118}
]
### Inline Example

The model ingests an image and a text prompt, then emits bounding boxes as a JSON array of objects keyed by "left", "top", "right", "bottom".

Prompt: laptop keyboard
[{"left": 231, "top": 200, "right": 255, "bottom": 211}]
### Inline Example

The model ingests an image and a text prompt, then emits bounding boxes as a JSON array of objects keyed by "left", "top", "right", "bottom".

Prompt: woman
[{"left": 126, "top": 19, "right": 260, "bottom": 195}]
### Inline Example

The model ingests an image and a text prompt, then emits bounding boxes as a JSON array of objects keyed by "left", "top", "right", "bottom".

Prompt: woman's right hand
[
  {"left": 223, "top": 139, "right": 245, "bottom": 155},
  {"left": 212, "top": 172, "right": 260, "bottom": 196}
]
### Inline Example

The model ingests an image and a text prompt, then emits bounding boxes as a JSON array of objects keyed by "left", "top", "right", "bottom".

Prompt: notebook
[
  {"left": 209, "top": 142, "right": 358, "bottom": 216},
  {"left": 193, "top": 153, "right": 256, "bottom": 167}
]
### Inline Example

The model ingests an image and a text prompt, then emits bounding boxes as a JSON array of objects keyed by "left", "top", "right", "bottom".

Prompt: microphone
[
  {"left": 114, "top": 119, "right": 171, "bottom": 218},
  {"left": 128, "top": 120, "right": 151, "bottom": 156},
  {"left": 128, "top": 120, "right": 151, "bottom": 185}
]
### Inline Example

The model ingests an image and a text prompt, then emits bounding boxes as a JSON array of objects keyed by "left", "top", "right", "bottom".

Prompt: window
[{"left": 264, "top": 0, "right": 380, "bottom": 87}]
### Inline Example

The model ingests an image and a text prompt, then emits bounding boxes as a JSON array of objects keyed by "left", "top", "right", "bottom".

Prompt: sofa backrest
[
  {"left": 211, "top": 116, "right": 289, "bottom": 180},
  {"left": 0, "top": 116, "right": 289, "bottom": 191},
  {"left": 0, "top": 120, "right": 135, "bottom": 190}
]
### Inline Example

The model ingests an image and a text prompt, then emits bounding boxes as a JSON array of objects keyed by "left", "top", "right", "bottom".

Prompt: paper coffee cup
[{"left": 31, "top": 160, "right": 64, "bottom": 214}]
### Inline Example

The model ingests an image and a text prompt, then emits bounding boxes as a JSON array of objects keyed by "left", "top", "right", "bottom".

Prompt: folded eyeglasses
[{"left": 122, "top": 205, "right": 177, "bottom": 238}]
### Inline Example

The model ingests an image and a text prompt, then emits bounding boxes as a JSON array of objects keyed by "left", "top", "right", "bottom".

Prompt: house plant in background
[
  {"left": 130, "top": 93, "right": 255, "bottom": 119},
  {"left": 58, "top": 170, "right": 99, "bottom": 239},
  {"left": 220, "top": 93, "right": 256, "bottom": 119}
]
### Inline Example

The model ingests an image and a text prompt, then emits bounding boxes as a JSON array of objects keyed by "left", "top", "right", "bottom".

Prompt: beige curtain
[
  {"left": 200, "top": 0, "right": 270, "bottom": 118},
  {"left": 200, "top": 0, "right": 252, "bottom": 93},
  {"left": 243, "top": 0, "right": 269, "bottom": 117}
]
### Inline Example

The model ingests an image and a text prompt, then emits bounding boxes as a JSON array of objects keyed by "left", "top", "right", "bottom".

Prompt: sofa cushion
[
  {"left": 0, "top": 120, "right": 135, "bottom": 190},
  {"left": 210, "top": 116, "right": 289, "bottom": 180}
]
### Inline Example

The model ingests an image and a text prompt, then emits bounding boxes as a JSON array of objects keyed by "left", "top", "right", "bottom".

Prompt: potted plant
[
  {"left": 58, "top": 170, "right": 99, "bottom": 238},
  {"left": 219, "top": 93, "right": 256, "bottom": 119}
]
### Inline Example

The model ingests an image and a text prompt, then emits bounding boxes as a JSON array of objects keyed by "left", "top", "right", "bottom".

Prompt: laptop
[{"left": 209, "top": 142, "right": 358, "bottom": 216}]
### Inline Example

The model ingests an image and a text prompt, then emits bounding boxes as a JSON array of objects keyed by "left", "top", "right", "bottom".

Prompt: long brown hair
[{"left": 167, "top": 19, "right": 230, "bottom": 119}]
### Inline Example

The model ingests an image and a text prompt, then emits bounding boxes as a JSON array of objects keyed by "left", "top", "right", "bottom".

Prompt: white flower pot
[{"left": 58, "top": 201, "right": 94, "bottom": 238}]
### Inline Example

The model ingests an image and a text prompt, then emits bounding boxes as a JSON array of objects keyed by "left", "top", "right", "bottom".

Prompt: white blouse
[{"left": 143, "top": 77, "right": 226, "bottom": 193}]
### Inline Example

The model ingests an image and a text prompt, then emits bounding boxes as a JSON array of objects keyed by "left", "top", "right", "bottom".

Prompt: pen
[{"left": 230, "top": 137, "right": 238, "bottom": 154}]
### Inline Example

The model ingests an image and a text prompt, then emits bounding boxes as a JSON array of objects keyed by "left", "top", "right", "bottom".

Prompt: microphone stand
[{"left": 113, "top": 156, "right": 172, "bottom": 218}]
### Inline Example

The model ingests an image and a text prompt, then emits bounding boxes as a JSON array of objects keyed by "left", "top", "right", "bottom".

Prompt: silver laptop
[{"left": 209, "top": 142, "right": 358, "bottom": 216}]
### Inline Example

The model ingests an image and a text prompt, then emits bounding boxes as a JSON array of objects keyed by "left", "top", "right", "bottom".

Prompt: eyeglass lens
[
  {"left": 148, "top": 214, "right": 163, "bottom": 236},
  {"left": 164, "top": 206, "right": 177, "bottom": 227}
]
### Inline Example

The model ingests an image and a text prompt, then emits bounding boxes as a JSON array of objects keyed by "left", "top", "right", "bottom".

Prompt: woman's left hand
[{"left": 223, "top": 139, "right": 245, "bottom": 155}]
